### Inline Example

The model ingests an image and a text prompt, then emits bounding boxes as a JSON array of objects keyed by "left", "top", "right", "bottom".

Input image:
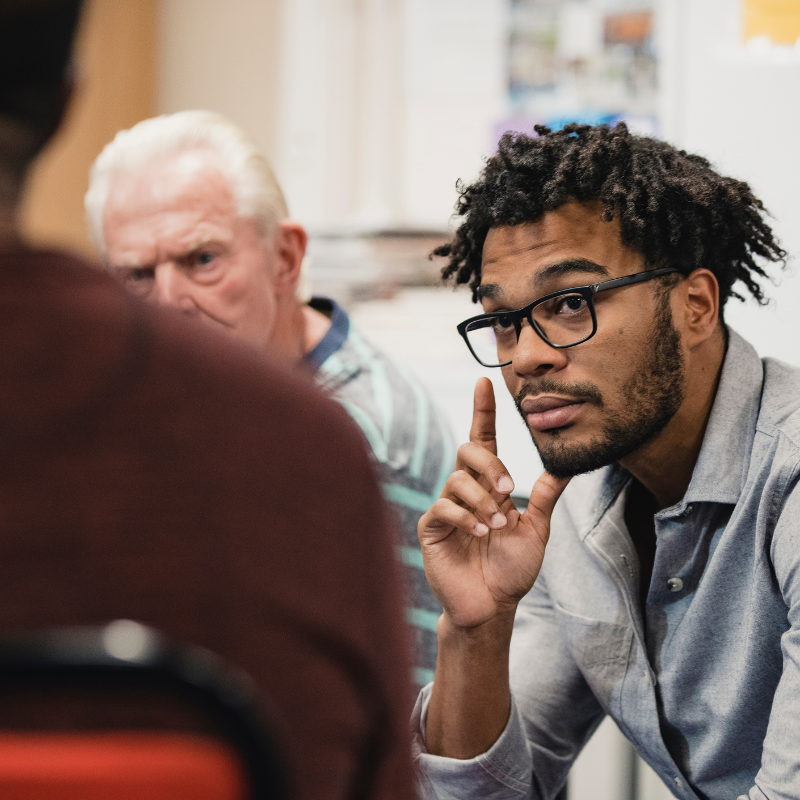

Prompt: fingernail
[
  {"left": 497, "top": 476, "right": 514, "bottom": 494},
  {"left": 475, "top": 523, "right": 489, "bottom": 536},
  {"left": 490, "top": 512, "right": 506, "bottom": 528}
]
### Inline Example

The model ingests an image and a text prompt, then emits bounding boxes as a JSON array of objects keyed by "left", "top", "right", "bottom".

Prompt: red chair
[
  {"left": 0, "top": 731, "right": 246, "bottom": 800},
  {"left": 0, "top": 622, "right": 287, "bottom": 800}
]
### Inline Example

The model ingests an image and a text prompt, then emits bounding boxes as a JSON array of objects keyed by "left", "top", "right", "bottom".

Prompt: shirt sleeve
[
  {"left": 411, "top": 572, "right": 605, "bottom": 800},
  {"left": 743, "top": 467, "right": 800, "bottom": 800}
]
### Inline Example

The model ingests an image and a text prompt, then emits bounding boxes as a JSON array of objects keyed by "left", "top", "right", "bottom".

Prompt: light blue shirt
[{"left": 412, "top": 329, "right": 800, "bottom": 800}]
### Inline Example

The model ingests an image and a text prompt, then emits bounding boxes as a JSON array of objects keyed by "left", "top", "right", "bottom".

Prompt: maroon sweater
[{"left": 0, "top": 248, "right": 415, "bottom": 800}]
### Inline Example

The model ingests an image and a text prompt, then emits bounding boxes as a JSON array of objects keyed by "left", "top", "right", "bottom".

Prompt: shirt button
[
  {"left": 675, "top": 776, "right": 684, "bottom": 790},
  {"left": 667, "top": 577, "right": 683, "bottom": 592}
]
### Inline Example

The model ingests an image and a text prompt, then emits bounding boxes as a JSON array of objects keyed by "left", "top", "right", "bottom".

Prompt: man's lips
[{"left": 521, "top": 395, "right": 586, "bottom": 432}]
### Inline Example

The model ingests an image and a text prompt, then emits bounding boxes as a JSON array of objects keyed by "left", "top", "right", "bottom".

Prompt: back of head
[
  {"left": 0, "top": 0, "right": 82, "bottom": 183},
  {"left": 436, "top": 122, "right": 787, "bottom": 314},
  {"left": 85, "top": 110, "right": 288, "bottom": 257}
]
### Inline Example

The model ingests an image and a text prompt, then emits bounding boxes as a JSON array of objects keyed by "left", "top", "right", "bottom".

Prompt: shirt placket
[{"left": 584, "top": 500, "right": 700, "bottom": 799}]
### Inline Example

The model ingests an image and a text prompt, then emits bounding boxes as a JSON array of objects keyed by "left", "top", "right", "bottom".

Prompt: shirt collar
[
  {"left": 680, "top": 327, "right": 763, "bottom": 508},
  {"left": 302, "top": 296, "right": 350, "bottom": 371}
]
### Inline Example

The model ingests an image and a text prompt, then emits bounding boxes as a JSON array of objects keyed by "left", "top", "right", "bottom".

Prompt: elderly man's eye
[
  {"left": 115, "top": 267, "right": 153, "bottom": 296},
  {"left": 115, "top": 267, "right": 153, "bottom": 284},
  {"left": 196, "top": 251, "right": 215, "bottom": 266}
]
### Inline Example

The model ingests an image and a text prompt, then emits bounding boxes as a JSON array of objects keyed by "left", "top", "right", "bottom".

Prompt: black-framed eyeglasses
[{"left": 457, "top": 267, "right": 680, "bottom": 368}]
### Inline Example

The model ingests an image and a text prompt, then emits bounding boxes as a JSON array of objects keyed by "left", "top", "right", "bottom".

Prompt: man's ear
[
  {"left": 272, "top": 219, "right": 308, "bottom": 295},
  {"left": 675, "top": 268, "right": 720, "bottom": 349}
]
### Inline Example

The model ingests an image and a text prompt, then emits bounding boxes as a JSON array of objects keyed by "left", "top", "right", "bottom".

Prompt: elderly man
[
  {"left": 85, "top": 111, "right": 453, "bottom": 686},
  {"left": 0, "top": 3, "right": 415, "bottom": 799}
]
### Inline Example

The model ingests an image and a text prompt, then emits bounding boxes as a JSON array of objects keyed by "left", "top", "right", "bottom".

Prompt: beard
[{"left": 514, "top": 293, "right": 686, "bottom": 479}]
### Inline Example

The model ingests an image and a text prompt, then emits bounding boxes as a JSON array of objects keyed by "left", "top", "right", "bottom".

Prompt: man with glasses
[{"left": 412, "top": 123, "right": 796, "bottom": 800}]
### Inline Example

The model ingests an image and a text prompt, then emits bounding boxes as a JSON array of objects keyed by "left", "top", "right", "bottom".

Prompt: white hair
[{"left": 85, "top": 110, "right": 289, "bottom": 257}]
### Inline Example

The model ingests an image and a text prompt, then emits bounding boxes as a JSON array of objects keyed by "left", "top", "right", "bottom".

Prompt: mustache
[{"left": 513, "top": 379, "right": 604, "bottom": 414}]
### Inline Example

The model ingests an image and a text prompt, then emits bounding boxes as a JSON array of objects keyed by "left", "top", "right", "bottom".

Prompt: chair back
[{"left": 0, "top": 621, "right": 288, "bottom": 800}]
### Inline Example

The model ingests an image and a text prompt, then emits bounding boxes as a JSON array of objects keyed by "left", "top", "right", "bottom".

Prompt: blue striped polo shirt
[{"left": 305, "top": 298, "right": 455, "bottom": 686}]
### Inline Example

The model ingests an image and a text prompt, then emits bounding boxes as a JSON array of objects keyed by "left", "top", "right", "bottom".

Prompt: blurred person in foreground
[
  {"left": 85, "top": 111, "right": 454, "bottom": 688},
  {"left": 0, "top": 3, "right": 415, "bottom": 799},
  {"left": 413, "top": 123, "right": 797, "bottom": 800}
]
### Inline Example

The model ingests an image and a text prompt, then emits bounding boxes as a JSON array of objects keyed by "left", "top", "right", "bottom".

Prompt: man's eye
[
  {"left": 115, "top": 268, "right": 153, "bottom": 295},
  {"left": 195, "top": 252, "right": 215, "bottom": 266},
  {"left": 554, "top": 294, "right": 587, "bottom": 314},
  {"left": 490, "top": 314, "right": 518, "bottom": 342},
  {"left": 126, "top": 268, "right": 152, "bottom": 283},
  {"left": 492, "top": 313, "right": 515, "bottom": 331}
]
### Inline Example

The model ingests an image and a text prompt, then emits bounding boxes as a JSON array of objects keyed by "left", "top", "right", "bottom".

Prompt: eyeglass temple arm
[{"left": 591, "top": 267, "right": 680, "bottom": 294}]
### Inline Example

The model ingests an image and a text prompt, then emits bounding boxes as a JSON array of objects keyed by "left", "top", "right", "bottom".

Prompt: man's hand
[{"left": 419, "top": 378, "right": 570, "bottom": 629}]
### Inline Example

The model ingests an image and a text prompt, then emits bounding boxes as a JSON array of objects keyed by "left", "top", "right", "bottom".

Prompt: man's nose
[
  {"left": 511, "top": 320, "right": 568, "bottom": 376},
  {"left": 154, "top": 263, "right": 195, "bottom": 312}
]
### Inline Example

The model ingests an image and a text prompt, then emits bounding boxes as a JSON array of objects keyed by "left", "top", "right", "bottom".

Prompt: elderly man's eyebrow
[
  {"left": 108, "top": 259, "right": 152, "bottom": 271},
  {"left": 533, "top": 258, "right": 610, "bottom": 287}
]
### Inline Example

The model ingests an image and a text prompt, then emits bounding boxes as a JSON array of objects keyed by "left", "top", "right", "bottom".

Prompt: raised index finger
[{"left": 469, "top": 377, "right": 498, "bottom": 456}]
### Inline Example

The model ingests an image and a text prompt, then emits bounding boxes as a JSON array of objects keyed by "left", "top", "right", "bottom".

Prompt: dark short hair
[
  {"left": 434, "top": 123, "right": 787, "bottom": 309},
  {"left": 0, "top": 0, "right": 83, "bottom": 140}
]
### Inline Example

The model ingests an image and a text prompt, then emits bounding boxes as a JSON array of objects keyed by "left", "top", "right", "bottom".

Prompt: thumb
[{"left": 522, "top": 472, "right": 570, "bottom": 537}]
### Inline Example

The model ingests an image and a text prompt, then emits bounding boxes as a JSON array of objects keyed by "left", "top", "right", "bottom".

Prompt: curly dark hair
[{"left": 434, "top": 123, "right": 786, "bottom": 310}]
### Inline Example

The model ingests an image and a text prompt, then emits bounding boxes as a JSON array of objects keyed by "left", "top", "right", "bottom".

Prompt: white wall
[
  {"left": 400, "top": 0, "right": 508, "bottom": 228},
  {"left": 158, "top": 0, "right": 282, "bottom": 160},
  {"left": 274, "top": 0, "right": 507, "bottom": 232},
  {"left": 659, "top": 0, "right": 800, "bottom": 364}
]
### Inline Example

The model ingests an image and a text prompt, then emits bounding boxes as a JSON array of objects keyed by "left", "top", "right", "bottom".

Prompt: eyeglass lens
[{"left": 464, "top": 291, "right": 593, "bottom": 366}]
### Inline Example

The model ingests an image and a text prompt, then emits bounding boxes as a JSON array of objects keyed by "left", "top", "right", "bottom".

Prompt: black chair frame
[{"left": 0, "top": 621, "right": 287, "bottom": 800}]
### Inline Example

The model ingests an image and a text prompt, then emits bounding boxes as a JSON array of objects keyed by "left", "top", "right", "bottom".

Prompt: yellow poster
[{"left": 743, "top": 0, "right": 800, "bottom": 44}]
